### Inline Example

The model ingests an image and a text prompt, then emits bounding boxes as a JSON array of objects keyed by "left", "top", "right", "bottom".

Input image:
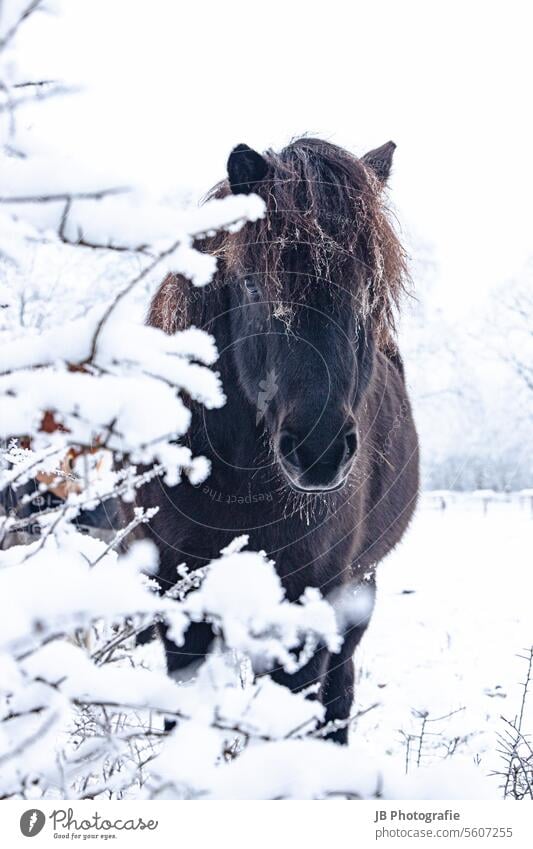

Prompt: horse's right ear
[
  {"left": 227, "top": 144, "right": 269, "bottom": 194},
  {"left": 362, "top": 140, "right": 396, "bottom": 184}
]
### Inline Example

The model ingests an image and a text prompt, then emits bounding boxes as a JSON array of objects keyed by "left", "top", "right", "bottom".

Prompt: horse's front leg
[
  {"left": 159, "top": 621, "right": 215, "bottom": 732},
  {"left": 320, "top": 579, "right": 376, "bottom": 744},
  {"left": 319, "top": 624, "right": 367, "bottom": 744},
  {"left": 161, "top": 621, "right": 215, "bottom": 681},
  {"left": 269, "top": 644, "right": 331, "bottom": 716},
  {"left": 268, "top": 637, "right": 361, "bottom": 743}
]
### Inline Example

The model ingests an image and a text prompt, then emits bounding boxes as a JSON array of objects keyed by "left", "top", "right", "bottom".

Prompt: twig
[
  {"left": 517, "top": 647, "right": 533, "bottom": 733},
  {"left": 0, "top": 187, "right": 128, "bottom": 203},
  {"left": 13, "top": 79, "right": 59, "bottom": 88},
  {"left": 84, "top": 236, "right": 187, "bottom": 363},
  {"left": 88, "top": 508, "right": 157, "bottom": 567},
  {"left": 0, "top": 83, "right": 76, "bottom": 112},
  {"left": 0, "top": 0, "right": 44, "bottom": 52}
]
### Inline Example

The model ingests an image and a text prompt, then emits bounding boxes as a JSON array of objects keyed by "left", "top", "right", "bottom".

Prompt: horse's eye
[{"left": 244, "top": 279, "right": 260, "bottom": 299}]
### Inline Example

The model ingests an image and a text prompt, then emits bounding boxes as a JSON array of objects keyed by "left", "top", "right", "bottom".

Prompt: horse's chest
[{"left": 154, "top": 480, "right": 358, "bottom": 598}]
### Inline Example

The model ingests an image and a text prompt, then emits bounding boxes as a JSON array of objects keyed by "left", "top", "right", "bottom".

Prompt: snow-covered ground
[{"left": 354, "top": 492, "right": 533, "bottom": 797}]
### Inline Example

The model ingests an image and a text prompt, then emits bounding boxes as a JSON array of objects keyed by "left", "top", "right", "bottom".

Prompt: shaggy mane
[{"left": 149, "top": 137, "right": 409, "bottom": 349}]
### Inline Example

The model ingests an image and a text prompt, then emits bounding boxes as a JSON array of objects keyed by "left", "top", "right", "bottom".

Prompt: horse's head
[{"left": 214, "top": 137, "right": 407, "bottom": 493}]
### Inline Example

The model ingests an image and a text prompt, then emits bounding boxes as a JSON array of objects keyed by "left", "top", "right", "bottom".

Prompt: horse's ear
[
  {"left": 227, "top": 143, "right": 269, "bottom": 194},
  {"left": 362, "top": 140, "right": 396, "bottom": 183}
]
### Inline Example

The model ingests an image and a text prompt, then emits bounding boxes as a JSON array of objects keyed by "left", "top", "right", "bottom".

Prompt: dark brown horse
[{"left": 141, "top": 137, "right": 419, "bottom": 743}]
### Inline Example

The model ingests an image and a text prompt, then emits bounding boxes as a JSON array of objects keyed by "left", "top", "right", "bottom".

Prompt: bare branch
[
  {"left": 0, "top": 83, "right": 77, "bottom": 112},
  {"left": 0, "top": 187, "right": 128, "bottom": 203},
  {"left": 0, "top": 0, "right": 44, "bottom": 52},
  {"left": 12, "top": 79, "right": 59, "bottom": 88}
]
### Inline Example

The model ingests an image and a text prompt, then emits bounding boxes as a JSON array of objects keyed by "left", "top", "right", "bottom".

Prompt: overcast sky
[{"left": 14, "top": 0, "right": 533, "bottom": 315}]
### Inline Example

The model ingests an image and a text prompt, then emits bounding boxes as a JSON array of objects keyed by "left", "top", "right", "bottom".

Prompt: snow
[
  {"left": 216, "top": 677, "right": 325, "bottom": 740},
  {"left": 0, "top": 299, "right": 228, "bottom": 484},
  {"left": 354, "top": 494, "right": 533, "bottom": 793},
  {"left": 207, "top": 739, "right": 380, "bottom": 800},
  {"left": 1, "top": 163, "right": 264, "bottom": 270},
  {"left": 180, "top": 549, "right": 340, "bottom": 672},
  {"left": 0, "top": 536, "right": 164, "bottom": 653}
]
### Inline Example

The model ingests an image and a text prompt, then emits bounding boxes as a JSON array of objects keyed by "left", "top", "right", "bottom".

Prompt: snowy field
[{"left": 353, "top": 492, "right": 533, "bottom": 798}]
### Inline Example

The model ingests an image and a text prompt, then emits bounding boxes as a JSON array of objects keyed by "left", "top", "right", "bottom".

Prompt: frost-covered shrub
[
  {"left": 0, "top": 180, "right": 376, "bottom": 800},
  {"left": 0, "top": 0, "right": 384, "bottom": 801},
  {"left": 0, "top": 528, "right": 361, "bottom": 799}
]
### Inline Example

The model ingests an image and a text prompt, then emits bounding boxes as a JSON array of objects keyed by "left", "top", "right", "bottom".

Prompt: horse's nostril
[
  {"left": 343, "top": 429, "right": 358, "bottom": 464},
  {"left": 279, "top": 430, "right": 299, "bottom": 464}
]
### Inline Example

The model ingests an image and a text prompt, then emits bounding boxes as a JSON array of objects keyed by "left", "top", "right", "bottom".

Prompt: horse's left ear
[
  {"left": 227, "top": 143, "right": 269, "bottom": 194},
  {"left": 362, "top": 140, "right": 396, "bottom": 183}
]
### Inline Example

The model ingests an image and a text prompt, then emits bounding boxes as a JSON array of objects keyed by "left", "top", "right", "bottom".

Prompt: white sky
[{"left": 14, "top": 0, "right": 533, "bottom": 314}]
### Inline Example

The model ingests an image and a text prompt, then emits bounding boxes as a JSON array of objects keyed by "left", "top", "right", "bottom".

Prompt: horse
[{"left": 140, "top": 137, "right": 419, "bottom": 744}]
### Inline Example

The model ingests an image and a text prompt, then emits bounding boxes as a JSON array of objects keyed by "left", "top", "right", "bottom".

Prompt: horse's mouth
[{"left": 283, "top": 475, "right": 349, "bottom": 495}]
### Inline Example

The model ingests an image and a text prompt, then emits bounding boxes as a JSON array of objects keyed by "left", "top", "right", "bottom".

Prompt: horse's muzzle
[{"left": 277, "top": 425, "right": 357, "bottom": 493}]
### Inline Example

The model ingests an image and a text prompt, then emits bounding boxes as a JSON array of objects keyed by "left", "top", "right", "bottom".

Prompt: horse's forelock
[{"left": 212, "top": 138, "right": 408, "bottom": 347}]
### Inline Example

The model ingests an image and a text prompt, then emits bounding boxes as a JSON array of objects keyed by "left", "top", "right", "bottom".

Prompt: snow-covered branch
[{"left": 0, "top": 0, "right": 368, "bottom": 803}]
